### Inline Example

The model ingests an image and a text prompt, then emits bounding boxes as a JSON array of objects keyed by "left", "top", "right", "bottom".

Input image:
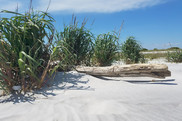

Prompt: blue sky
[{"left": 0, "top": 0, "right": 182, "bottom": 49}]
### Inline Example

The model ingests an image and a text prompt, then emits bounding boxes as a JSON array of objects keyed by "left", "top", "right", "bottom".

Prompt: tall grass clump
[
  {"left": 0, "top": 10, "right": 59, "bottom": 94},
  {"left": 167, "top": 50, "right": 182, "bottom": 63},
  {"left": 121, "top": 36, "right": 145, "bottom": 64},
  {"left": 93, "top": 32, "right": 119, "bottom": 66},
  {"left": 56, "top": 16, "right": 94, "bottom": 67}
]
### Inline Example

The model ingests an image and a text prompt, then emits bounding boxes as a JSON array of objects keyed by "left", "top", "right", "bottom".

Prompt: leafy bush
[
  {"left": 93, "top": 32, "right": 119, "bottom": 66},
  {"left": 56, "top": 16, "right": 94, "bottom": 66},
  {"left": 0, "top": 10, "right": 59, "bottom": 94},
  {"left": 167, "top": 50, "right": 182, "bottom": 63},
  {"left": 121, "top": 36, "right": 145, "bottom": 64}
]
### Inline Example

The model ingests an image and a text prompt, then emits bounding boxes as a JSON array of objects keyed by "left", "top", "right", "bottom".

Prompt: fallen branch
[{"left": 76, "top": 64, "right": 171, "bottom": 78}]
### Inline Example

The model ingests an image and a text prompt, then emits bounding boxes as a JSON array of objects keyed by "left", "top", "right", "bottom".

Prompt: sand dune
[{"left": 0, "top": 60, "right": 182, "bottom": 121}]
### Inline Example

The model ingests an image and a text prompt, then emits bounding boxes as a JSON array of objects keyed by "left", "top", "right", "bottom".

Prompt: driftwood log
[{"left": 76, "top": 64, "right": 171, "bottom": 78}]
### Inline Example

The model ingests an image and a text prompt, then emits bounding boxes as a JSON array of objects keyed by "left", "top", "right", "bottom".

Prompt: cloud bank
[
  {"left": 0, "top": 0, "right": 168, "bottom": 13},
  {"left": 39, "top": 0, "right": 167, "bottom": 13}
]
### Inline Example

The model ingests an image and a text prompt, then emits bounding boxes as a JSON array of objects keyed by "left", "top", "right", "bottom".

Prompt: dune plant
[
  {"left": 93, "top": 32, "right": 119, "bottom": 66},
  {"left": 167, "top": 50, "right": 182, "bottom": 63},
  {"left": 56, "top": 16, "right": 94, "bottom": 66},
  {"left": 121, "top": 36, "right": 145, "bottom": 64},
  {"left": 167, "top": 47, "right": 180, "bottom": 50},
  {"left": 0, "top": 10, "right": 58, "bottom": 94}
]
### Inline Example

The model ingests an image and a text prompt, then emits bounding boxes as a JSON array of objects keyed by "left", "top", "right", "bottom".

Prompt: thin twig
[
  {"left": 118, "top": 20, "right": 124, "bottom": 39},
  {"left": 46, "top": 0, "right": 52, "bottom": 13},
  {"left": 29, "top": 0, "right": 33, "bottom": 13}
]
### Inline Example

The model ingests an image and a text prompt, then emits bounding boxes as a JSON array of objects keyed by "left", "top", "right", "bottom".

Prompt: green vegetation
[
  {"left": 56, "top": 16, "right": 94, "bottom": 66},
  {"left": 141, "top": 48, "right": 148, "bottom": 51},
  {"left": 141, "top": 47, "right": 181, "bottom": 52},
  {"left": 167, "top": 47, "right": 180, "bottom": 50},
  {"left": 143, "top": 53, "right": 167, "bottom": 60},
  {"left": 167, "top": 50, "right": 182, "bottom": 63},
  {"left": 0, "top": 5, "right": 181, "bottom": 95},
  {"left": 141, "top": 47, "right": 182, "bottom": 60},
  {"left": 121, "top": 36, "right": 145, "bottom": 64},
  {"left": 153, "top": 48, "right": 158, "bottom": 51},
  {"left": 0, "top": 10, "right": 60, "bottom": 94},
  {"left": 93, "top": 32, "right": 119, "bottom": 66}
]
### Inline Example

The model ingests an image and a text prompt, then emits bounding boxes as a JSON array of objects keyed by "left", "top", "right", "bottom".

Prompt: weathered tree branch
[{"left": 76, "top": 64, "right": 171, "bottom": 78}]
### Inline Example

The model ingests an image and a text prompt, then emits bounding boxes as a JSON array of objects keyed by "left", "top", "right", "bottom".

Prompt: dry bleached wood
[{"left": 76, "top": 64, "right": 171, "bottom": 78}]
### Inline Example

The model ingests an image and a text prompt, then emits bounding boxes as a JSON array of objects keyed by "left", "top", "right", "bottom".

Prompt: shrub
[
  {"left": 153, "top": 48, "right": 158, "bottom": 51},
  {"left": 167, "top": 50, "right": 182, "bottom": 63},
  {"left": 56, "top": 16, "right": 94, "bottom": 66},
  {"left": 0, "top": 10, "right": 59, "bottom": 94},
  {"left": 93, "top": 32, "right": 119, "bottom": 66},
  {"left": 141, "top": 48, "right": 148, "bottom": 51},
  {"left": 121, "top": 36, "right": 145, "bottom": 64},
  {"left": 167, "top": 47, "right": 180, "bottom": 50}
]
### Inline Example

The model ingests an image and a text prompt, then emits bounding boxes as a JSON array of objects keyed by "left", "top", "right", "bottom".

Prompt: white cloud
[
  {"left": 0, "top": 0, "right": 168, "bottom": 13},
  {"left": 38, "top": 0, "right": 167, "bottom": 13}
]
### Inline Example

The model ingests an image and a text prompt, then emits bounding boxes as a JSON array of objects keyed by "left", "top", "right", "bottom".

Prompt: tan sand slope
[{"left": 0, "top": 62, "right": 182, "bottom": 121}]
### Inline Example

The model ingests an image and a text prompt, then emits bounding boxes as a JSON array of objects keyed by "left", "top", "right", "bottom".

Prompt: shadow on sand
[
  {"left": 125, "top": 79, "right": 177, "bottom": 85},
  {"left": 0, "top": 72, "right": 94, "bottom": 104},
  {"left": 93, "top": 76, "right": 177, "bottom": 85}
]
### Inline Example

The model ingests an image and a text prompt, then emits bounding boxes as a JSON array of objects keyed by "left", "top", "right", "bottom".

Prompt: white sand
[{"left": 0, "top": 59, "right": 182, "bottom": 121}]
